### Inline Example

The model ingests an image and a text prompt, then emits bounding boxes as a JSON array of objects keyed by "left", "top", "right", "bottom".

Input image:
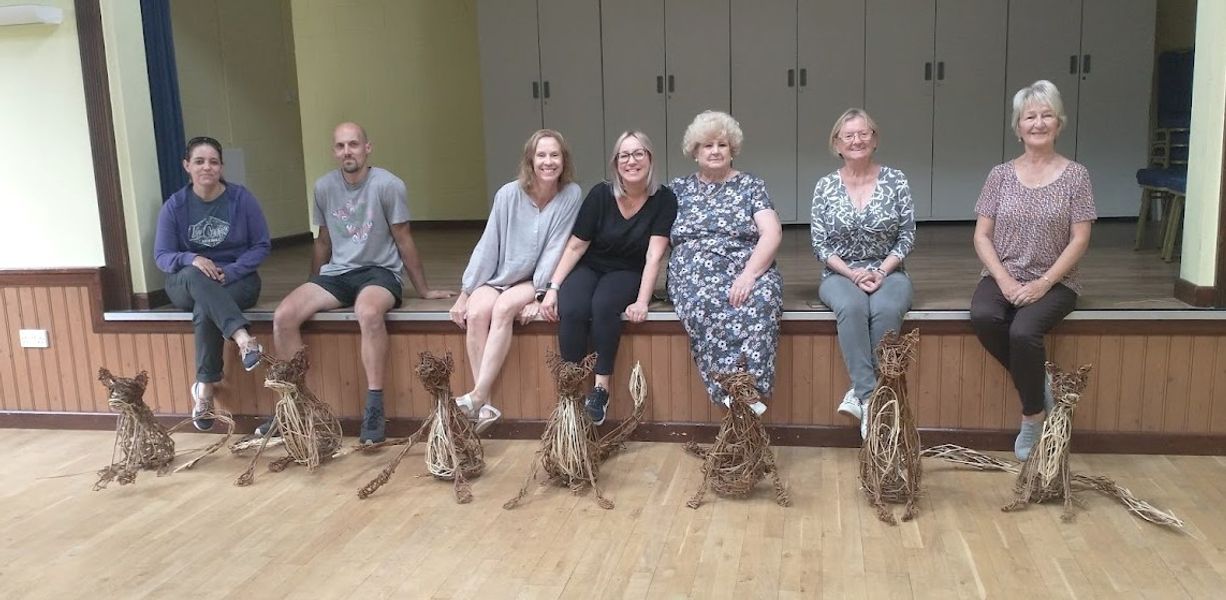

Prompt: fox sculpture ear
[{"left": 98, "top": 367, "right": 115, "bottom": 388}]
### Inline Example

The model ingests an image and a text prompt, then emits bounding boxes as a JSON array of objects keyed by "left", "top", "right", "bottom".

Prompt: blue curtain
[{"left": 140, "top": 0, "right": 186, "bottom": 201}]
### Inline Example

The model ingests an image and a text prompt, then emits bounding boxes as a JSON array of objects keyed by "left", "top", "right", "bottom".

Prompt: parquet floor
[{"left": 2, "top": 429, "right": 1222, "bottom": 599}]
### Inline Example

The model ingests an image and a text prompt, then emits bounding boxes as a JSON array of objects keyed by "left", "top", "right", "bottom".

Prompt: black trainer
[{"left": 586, "top": 386, "right": 610, "bottom": 426}]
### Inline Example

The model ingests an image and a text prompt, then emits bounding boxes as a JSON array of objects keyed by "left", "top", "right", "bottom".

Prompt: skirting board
[{"left": 3, "top": 412, "right": 1222, "bottom": 456}]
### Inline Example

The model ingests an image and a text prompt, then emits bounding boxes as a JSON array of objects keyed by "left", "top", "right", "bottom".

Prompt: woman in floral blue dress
[{"left": 668, "top": 111, "right": 784, "bottom": 414}]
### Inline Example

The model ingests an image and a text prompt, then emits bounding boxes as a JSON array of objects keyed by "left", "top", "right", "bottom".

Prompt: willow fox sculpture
[
  {"left": 859, "top": 329, "right": 923, "bottom": 524},
  {"left": 503, "top": 353, "right": 648, "bottom": 510},
  {"left": 94, "top": 368, "right": 234, "bottom": 490},
  {"left": 684, "top": 358, "right": 790, "bottom": 509},
  {"left": 356, "top": 351, "right": 485, "bottom": 503},
  {"left": 922, "top": 362, "right": 1184, "bottom": 529},
  {"left": 232, "top": 348, "right": 342, "bottom": 486}
]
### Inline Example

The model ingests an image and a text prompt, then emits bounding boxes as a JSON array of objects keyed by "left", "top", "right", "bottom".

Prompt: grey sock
[{"left": 366, "top": 389, "right": 384, "bottom": 408}]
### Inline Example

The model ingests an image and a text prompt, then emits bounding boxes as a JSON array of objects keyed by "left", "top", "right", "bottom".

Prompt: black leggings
[
  {"left": 969, "top": 277, "right": 1076, "bottom": 416},
  {"left": 557, "top": 264, "right": 641, "bottom": 375}
]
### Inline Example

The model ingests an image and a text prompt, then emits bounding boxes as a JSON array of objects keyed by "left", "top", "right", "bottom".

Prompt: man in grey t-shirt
[{"left": 273, "top": 122, "right": 455, "bottom": 444}]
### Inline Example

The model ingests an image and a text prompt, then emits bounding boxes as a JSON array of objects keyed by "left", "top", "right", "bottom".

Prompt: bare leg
[
  {"left": 468, "top": 282, "right": 535, "bottom": 410},
  {"left": 462, "top": 287, "right": 501, "bottom": 384},
  {"left": 273, "top": 282, "right": 343, "bottom": 357},
  {"left": 354, "top": 286, "right": 396, "bottom": 389}
]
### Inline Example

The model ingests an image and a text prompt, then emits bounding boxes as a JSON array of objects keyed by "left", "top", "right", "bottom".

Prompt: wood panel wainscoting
[{"left": 3, "top": 268, "right": 1226, "bottom": 455}]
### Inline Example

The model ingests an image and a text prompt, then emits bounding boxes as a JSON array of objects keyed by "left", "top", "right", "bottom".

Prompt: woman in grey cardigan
[{"left": 449, "top": 129, "right": 582, "bottom": 432}]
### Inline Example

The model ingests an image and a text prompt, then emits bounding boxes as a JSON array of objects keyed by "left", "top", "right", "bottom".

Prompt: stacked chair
[{"left": 1135, "top": 49, "right": 1193, "bottom": 262}]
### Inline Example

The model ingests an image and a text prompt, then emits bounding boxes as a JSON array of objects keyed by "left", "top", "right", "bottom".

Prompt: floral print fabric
[
  {"left": 667, "top": 172, "right": 783, "bottom": 404},
  {"left": 810, "top": 165, "right": 916, "bottom": 278}
]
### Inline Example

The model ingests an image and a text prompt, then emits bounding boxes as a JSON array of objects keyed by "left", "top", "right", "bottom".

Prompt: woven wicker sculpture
[
  {"left": 94, "top": 368, "right": 235, "bottom": 490},
  {"left": 356, "top": 351, "right": 485, "bottom": 503},
  {"left": 684, "top": 358, "right": 790, "bottom": 509},
  {"left": 1002, "top": 362, "right": 1092, "bottom": 519},
  {"left": 921, "top": 362, "right": 1184, "bottom": 529},
  {"left": 233, "top": 348, "right": 342, "bottom": 486},
  {"left": 503, "top": 353, "right": 648, "bottom": 510},
  {"left": 859, "top": 328, "right": 922, "bottom": 524}
]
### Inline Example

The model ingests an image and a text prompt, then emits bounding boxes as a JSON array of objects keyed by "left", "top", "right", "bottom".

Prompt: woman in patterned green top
[{"left": 810, "top": 108, "right": 916, "bottom": 438}]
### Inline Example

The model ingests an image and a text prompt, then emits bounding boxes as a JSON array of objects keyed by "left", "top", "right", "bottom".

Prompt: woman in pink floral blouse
[{"left": 970, "top": 80, "right": 1096, "bottom": 460}]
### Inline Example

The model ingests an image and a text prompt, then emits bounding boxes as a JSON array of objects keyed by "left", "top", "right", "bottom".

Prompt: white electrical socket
[{"left": 18, "top": 329, "right": 49, "bottom": 349}]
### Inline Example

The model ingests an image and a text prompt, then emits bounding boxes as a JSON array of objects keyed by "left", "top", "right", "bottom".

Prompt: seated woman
[
  {"left": 668, "top": 111, "right": 783, "bottom": 414},
  {"left": 153, "top": 136, "right": 270, "bottom": 431},
  {"left": 540, "top": 131, "right": 677, "bottom": 425},
  {"left": 811, "top": 109, "right": 915, "bottom": 438},
  {"left": 450, "top": 129, "right": 583, "bottom": 432},
  {"left": 970, "top": 80, "right": 1095, "bottom": 460}
]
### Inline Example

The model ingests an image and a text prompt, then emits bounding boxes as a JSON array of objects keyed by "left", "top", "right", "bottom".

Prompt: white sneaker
[
  {"left": 721, "top": 397, "right": 768, "bottom": 417},
  {"left": 860, "top": 396, "right": 871, "bottom": 440},
  {"left": 837, "top": 388, "right": 862, "bottom": 421}
]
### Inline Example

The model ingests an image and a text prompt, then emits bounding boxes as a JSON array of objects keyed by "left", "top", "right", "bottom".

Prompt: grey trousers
[
  {"left": 165, "top": 267, "right": 261, "bottom": 383},
  {"left": 819, "top": 272, "right": 913, "bottom": 403}
]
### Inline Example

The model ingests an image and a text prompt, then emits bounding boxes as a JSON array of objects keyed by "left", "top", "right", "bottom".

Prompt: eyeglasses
[
  {"left": 616, "top": 149, "right": 650, "bottom": 163},
  {"left": 188, "top": 136, "right": 221, "bottom": 147},
  {"left": 838, "top": 131, "right": 874, "bottom": 143}
]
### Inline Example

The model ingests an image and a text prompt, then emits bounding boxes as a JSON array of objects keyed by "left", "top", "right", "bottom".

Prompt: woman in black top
[{"left": 541, "top": 131, "right": 678, "bottom": 425}]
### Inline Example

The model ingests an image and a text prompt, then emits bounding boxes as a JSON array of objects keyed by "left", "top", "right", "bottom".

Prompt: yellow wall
[
  {"left": 1180, "top": 0, "right": 1224, "bottom": 286},
  {"left": 0, "top": 0, "right": 104, "bottom": 269},
  {"left": 290, "top": 0, "right": 488, "bottom": 221},
  {"left": 170, "top": 0, "right": 308, "bottom": 239}
]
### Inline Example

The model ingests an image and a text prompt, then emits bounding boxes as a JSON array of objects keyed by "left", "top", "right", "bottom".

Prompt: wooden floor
[
  {"left": 244, "top": 220, "right": 1187, "bottom": 312},
  {"left": 4, "top": 430, "right": 1223, "bottom": 599}
]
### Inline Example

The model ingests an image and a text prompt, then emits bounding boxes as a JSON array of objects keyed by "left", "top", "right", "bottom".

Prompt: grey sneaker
[
  {"left": 360, "top": 400, "right": 386, "bottom": 445},
  {"left": 1015, "top": 419, "right": 1043, "bottom": 461},
  {"left": 190, "top": 382, "right": 215, "bottom": 432}
]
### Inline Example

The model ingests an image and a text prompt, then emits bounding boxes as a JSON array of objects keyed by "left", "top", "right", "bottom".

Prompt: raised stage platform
[{"left": 3, "top": 222, "right": 1223, "bottom": 456}]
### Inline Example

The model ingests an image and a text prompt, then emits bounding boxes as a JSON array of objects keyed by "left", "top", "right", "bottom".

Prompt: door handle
[
  {"left": 656, "top": 75, "right": 664, "bottom": 94},
  {"left": 1082, "top": 54, "right": 1091, "bottom": 74},
  {"left": 787, "top": 68, "right": 795, "bottom": 87},
  {"left": 937, "top": 61, "right": 945, "bottom": 81},
  {"left": 799, "top": 68, "right": 807, "bottom": 87},
  {"left": 668, "top": 74, "right": 675, "bottom": 93},
  {"left": 543, "top": 80, "right": 551, "bottom": 98},
  {"left": 532, "top": 81, "right": 539, "bottom": 99},
  {"left": 1069, "top": 55, "right": 1078, "bottom": 74},
  {"left": 924, "top": 62, "right": 932, "bottom": 81}
]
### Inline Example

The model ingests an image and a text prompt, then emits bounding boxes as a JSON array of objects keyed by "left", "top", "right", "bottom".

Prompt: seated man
[{"left": 273, "top": 122, "right": 454, "bottom": 444}]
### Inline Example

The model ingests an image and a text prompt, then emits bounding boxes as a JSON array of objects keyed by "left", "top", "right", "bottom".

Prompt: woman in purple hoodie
[{"left": 154, "top": 136, "right": 270, "bottom": 431}]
